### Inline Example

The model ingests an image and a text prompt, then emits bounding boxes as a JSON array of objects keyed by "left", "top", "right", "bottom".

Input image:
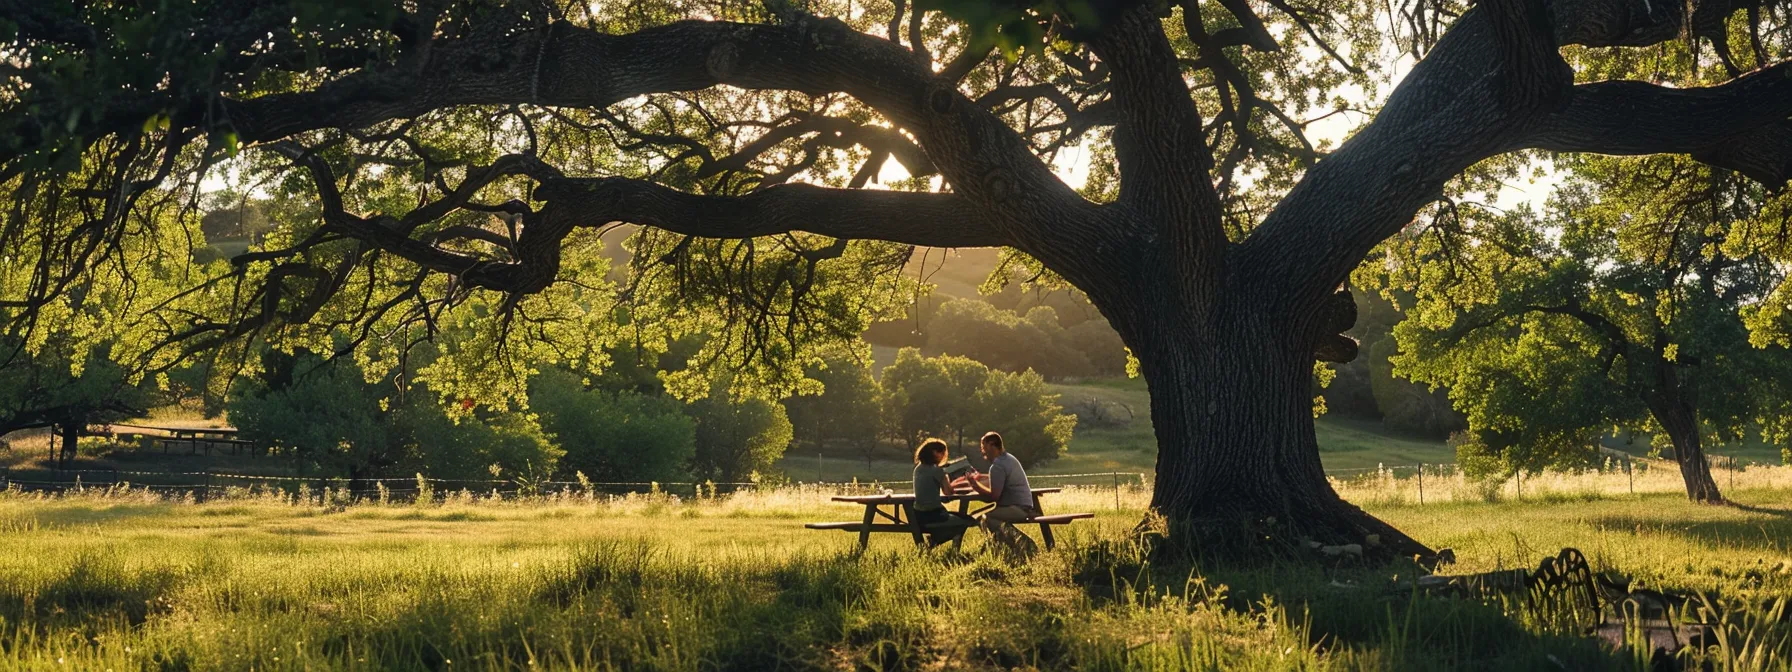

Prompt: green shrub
[
  {"left": 389, "top": 402, "right": 561, "bottom": 482},
  {"left": 688, "top": 382, "right": 793, "bottom": 483},
  {"left": 973, "top": 369, "right": 1076, "bottom": 465},
  {"left": 531, "top": 368, "right": 694, "bottom": 483}
]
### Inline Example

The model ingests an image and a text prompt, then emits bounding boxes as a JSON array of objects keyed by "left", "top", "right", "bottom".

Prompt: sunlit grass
[{"left": 0, "top": 478, "right": 1788, "bottom": 670}]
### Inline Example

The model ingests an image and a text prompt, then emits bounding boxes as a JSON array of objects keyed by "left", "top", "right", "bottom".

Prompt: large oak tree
[{"left": 4, "top": 0, "right": 1791, "bottom": 561}]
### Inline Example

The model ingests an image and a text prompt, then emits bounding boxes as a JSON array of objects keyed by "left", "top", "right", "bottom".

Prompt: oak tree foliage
[{"left": 1372, "top": 155, "right": 1792, "bottom": 501}]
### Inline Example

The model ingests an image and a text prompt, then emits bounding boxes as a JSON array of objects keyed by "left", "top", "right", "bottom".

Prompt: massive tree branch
[
  {"left": 1236, "top": 0, "right": 1779, "bottom": 323},
  {"left": 1509, "top": 62, "right": 1792, "bottom": 185},
  {"left": 533, "top": 178, "right": 1008, "bottom": 249},
  {"left": 695, "top": 115, "right": 936, "bottom": 180},
  {"left": 1550, "top": 0, "right": 1745, "bottom": 48},
  {"left": 272, "top": 141, "right": 1008, "bottom": 300},
  {"left": 207, "top": 17, "right": 1093, "bottom": 253},
  {"left": 1089, "top": 4, "right": 1227, "bottom": 309},
  {"left": 5, "top": 12, "right": 1096, "bottom": 270},
  {"left": 1226, "top": 0, "right": 1789, "bottom": 332},
  {"left": 1236, "top": 6, "right": 1550, "bottom": 310}
]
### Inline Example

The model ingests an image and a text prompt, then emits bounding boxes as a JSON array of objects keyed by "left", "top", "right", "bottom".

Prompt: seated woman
[{"left": 912, "top": 438, "right": 973, "bottom": 548}]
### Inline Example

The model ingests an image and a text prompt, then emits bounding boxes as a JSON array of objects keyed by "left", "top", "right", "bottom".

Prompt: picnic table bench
[
  {"left": 110, "top": 424, "right": 256, "bottom": 455},
  {"left": 806, "top": 486, "right": 1092, "bottom": 551}
]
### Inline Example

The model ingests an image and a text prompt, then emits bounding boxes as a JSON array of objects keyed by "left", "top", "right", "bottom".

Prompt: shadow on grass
[
  {"left": 1208, "top": 564, "right": 1627, "bottom": 671},
  {"left": 0, "top": 553, "right": 189, "bottom": 633},
  {"left": 1589, "top": 514, "right": 1792, "bottom": 554},
  {"left": 1065, "top": 538, "right": 1635, "bottom": 671},
  {"left": 1728, "top": 501, "right": 1792, "bottom": 517},
  {"left": 26, "top": 502, "right": 179, "bottom": 528}
]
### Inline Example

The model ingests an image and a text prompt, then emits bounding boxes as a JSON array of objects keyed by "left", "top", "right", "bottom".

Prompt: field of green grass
[{"left": 2, "top": 480, "right": 1790, "bottom": 670}]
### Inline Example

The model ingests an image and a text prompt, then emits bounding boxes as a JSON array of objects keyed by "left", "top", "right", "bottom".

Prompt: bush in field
[
  {"left": 879, "top": 348, "right": 987, "bottom": 452},
  {"left": 879, "top": 348, "right": 1075, "bottom": 464},
  {"left": 232, "top": 351, "right": 559, "bottom": 479},
  {"left": 228, "top": 352, "right": 388, "bottom": 477},
  {"left": 687, "top": 383, "right": 793, "bottom": 483},
  {"left": 972, "top": 369, "right": 1076, "bottom": 465},
  {"left": 388, "top": 402, "right": 561, "bottom": 482},
  {"left": 531, "top": 368, "right": 694, "bottom": 482},
  {"left": 782, "top": 354, "right": 885, "bottom": 464}
]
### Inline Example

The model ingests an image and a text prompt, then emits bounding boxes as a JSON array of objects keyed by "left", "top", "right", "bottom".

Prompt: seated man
[{"left": 960, "top": 431, "right": 1039, "bottom": 556}]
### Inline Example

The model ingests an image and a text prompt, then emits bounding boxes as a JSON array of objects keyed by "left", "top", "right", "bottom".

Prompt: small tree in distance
[
  {"left": 688, "top": 381, "right": 795, "bottom": 484},
  {"left": 878, "top": 348, "right": 1075, "bottom": 466},
  {"left": 783, "top": 354, "right": 885, "bottom": 467},
  {"left": 973, "top": 369, "right": 1077, "bottom": 465},
  {"left": 530, "top": 368, "right": 696, "bottom": 484},
  {"left": 1380, "top": 156, "right": 1792, "bottom": 503}
]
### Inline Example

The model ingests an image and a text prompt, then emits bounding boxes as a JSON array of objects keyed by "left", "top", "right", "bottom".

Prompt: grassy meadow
[{"left": 3, "top": 475, "right": 1791, "bottom": 671}]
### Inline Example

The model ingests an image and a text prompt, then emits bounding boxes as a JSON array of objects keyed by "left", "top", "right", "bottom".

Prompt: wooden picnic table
[
  {"left": 110, "top": 424, "right": 254, "bottom": 455},
  {"left": 807, "top": 486, "right": 1092, "bottom": 551}
]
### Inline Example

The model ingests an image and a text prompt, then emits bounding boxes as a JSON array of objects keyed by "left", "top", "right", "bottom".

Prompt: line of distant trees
[
  {"left": 865, "top": 295, "right": 1129, "bottom": 381},
  {"left": 222, "top": 345, "right": 1075, "bottom": 483},
  {"left": 785, "top": 348, "right": 1076, "bottom": 467},
  {"left": 225, "top": 348, "right": 795, "bottom": 486}
]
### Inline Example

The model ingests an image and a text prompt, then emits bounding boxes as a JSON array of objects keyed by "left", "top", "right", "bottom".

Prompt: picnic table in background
[
  {"left": 806, "top": 486, "right": 1092, "bottom": 551},
  {"left": 108, "top": 423, "right": 256, "bottom": 455}
]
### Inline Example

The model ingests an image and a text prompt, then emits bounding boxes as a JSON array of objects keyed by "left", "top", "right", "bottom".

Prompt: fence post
[
  {"left": 1112, "top": 471, "right": 1120, "bottom": 511},
  {"left": 1417, "top": 463, "right": 1424, "bottom": 505},
  {"left": 1729, "top": 455, "right": 1735, "bottom": 492},
  {"left": 1627, "top": 458, "right": 1634, "bottom": 495}
]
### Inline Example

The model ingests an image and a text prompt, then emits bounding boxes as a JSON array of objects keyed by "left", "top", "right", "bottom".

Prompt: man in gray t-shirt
[{"left": 963, "top": 431, "right": 1038, "bottom": 556}]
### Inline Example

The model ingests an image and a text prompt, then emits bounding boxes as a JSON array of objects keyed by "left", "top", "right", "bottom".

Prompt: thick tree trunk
[
  {"left": 1646, "top": 396, "right": 1723, "bottom": 503},
  {"left": 56, "top": 422, "right": 78, "bottom": 467},
  {"left": 1120, "top": 297, "right": 1437, "bottom": 565}
]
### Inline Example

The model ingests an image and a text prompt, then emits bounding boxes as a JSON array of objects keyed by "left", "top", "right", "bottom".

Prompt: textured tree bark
[
  {"left": 1646, "top": 394, "right": 1724, "bottom": 503},
  {"left": 1088, "top": 275, "right": 1438, "bottom": 563}
]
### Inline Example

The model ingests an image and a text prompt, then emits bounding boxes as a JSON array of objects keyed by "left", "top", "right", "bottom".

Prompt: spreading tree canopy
[
  {"left": 1381, "top": 155, "right": 1792, "bottom": 503},
  {"left": 5, "top": 0, "right": 1792, "bottom": 561}
]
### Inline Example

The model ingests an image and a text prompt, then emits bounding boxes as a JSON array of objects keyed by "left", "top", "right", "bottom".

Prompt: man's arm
[
  {"left": 960, "top": 469, "right": 993, "bottom": 497},
  {"left": 982, "top": 462, "right": 1008, "bottom": 503}
]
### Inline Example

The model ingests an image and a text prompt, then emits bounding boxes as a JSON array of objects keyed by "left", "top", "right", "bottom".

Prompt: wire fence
[
  {"left": 1322, "top": 454, "right": 1776, "bottom": 505},
  {"left": 0, "top": 467, "right": 764, "bottom": 502},
  {"left": 0, "top": 465, "right": 1158, "bottom": 504},
  {"left": 3, "top": 456, "right": 1778, "bottom": 507}
]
